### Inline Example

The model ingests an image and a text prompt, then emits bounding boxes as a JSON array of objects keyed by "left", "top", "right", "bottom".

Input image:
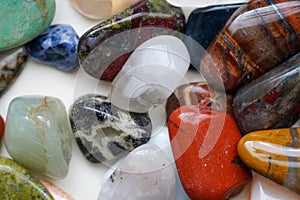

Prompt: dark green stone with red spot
[
  {"left": 78, "top": 0, "right": 185, "bottom": 81},
  {"left": 233, "top": 52, "right": 300, "bottom": 134}
]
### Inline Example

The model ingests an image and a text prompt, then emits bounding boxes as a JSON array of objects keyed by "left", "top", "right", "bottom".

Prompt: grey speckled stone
[{"left": 69, "top": 94, "right": 152, "bottom": 163}]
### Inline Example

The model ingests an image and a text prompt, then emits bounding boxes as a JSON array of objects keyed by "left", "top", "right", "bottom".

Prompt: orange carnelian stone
[{"left": 168, "top": 106, "right": 251, "bottom": 200}]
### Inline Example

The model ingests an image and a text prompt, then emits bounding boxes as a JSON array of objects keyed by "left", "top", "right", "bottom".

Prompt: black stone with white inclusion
[{"left": 69, "top": 94, "right": 152, "bottom": 163}]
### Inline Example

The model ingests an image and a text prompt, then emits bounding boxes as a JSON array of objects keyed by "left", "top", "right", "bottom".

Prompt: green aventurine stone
[
  {"left": 0, "top": 157, "right": 54, "bottom": 200},
  {"left": 0, "top": 0, "right": 56, "bottom": 52},
  {"left": 4, "top": 96, "right": 72, "bottom": 179}
]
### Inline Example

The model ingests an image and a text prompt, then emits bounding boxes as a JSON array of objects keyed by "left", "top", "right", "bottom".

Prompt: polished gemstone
[
  {"left": 185, "top": 4, "right": 243, "bottom": 66},
  {"left": 168, "top": 106, "right": 251, "bottom": 200},
  {"left": 98, "top": 144, "right": 176, "bottom": 199},
  {"left": 41, "top": 180, "right": 74, "bottom": 200},
  {"left": 26, "top": 24, "right": 79, "bottom": 71},
  {"left": 250, "top": 173, "right": 300, "bottom": 200},
  {"left": 110, "top": 35, "right": 190, "bottom": 113},
  {"left": 69, "top": 94, "right": 152, "bottom": 163},
  {"left": 70, "top": 0, "right": 141, "bottom": 20},
  {"left": 78, "top": 0, "right": 185, "bottom": 81},
  {"left": 0, "top": 47, "right": 28, "bottom": 96},
  {"left": 233, "top": 52, "right": 300, "bottom": 134},
  {"left": 0, "top": 0, "right": 55, "bottom": 52},
  {"left": 0, "top": 157, "right": 54, "bottom": 199},
  {"left": 4, "top": 96, "right": 72, "bottom": 179},
  {"left": 0, "top": 115, "right": 4, "bottom": 142},
  {"left": 166, "top": 82, "right": 234, "bottom": 118},
  {"left": 238, "top": 127, "right": 300, "bottom": 195}
]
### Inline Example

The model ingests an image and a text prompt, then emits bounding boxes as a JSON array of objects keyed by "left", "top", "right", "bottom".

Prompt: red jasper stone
[
  {"left": 0, "top": 115, "right": 4, "bottom": 141},
  {"left": 168, "top": 106, "right": 251, "bottom": 200},
  {"left": 166, "top": 82, "right": 234, "bottom": 119}
]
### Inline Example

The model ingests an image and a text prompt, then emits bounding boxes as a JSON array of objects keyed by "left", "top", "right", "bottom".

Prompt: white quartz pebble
[
  {"left": 250, "top": 173, "right": 300, "bottom": 200},
  {"left": 110, "top": 35, "right": 190, "bottom": 113},
  {"left": 98, "top": 144, "right": 176, "bottom": 200}
]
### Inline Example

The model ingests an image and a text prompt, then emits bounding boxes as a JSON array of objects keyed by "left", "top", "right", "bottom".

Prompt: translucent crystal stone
[
  {"left": 110, "top": 35, "right": 190, "bottom": 113},
  {"left": 98, "top": 144, "right": 176, "bottom": 200}
]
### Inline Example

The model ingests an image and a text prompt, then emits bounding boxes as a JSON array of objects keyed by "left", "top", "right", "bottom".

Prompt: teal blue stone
[
  {"left": 0, "top": 157, "right": 54, "bottom": 199},
  {"left": 0, "top": 0, "right": 56, "bottom": 52},
  {"left": 4, "top": 96, "right": 72, "bottom": 179}
]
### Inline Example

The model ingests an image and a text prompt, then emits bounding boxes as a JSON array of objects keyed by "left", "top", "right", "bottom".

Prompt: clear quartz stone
[
  {"left": 98, "top": 144, "right": 176, "bottom": 200},
  {"left": 110, "top": 35, "right": 190, "bottom": 113}
]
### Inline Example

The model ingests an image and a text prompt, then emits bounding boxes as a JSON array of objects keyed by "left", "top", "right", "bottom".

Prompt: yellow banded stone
[{"left": 238, "top": 128, "right": 300, "bottom": 194}]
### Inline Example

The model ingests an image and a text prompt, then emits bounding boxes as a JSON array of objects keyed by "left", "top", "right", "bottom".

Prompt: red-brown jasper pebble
[
  {"left": 166, "top": 82, "right": 234, "bottom": 119},
  {"left": 168, "top": 106, "right": 251, "bottom": 200},
  {"left": 0, "top": 115, "right": 4, "bottom": 142}
]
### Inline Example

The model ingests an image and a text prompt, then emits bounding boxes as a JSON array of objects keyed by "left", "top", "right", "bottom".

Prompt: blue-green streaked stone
[
  {"left": 4, "top": 96, "right": 72, "bottom": 179},
  {"left": 0, "top": 0, "right": 56, "bottom": 52},
  {"left": 0, "top": 157, "right": 54, "bottom": 200}
]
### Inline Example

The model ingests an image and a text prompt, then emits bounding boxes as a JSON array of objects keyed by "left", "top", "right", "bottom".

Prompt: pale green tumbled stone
[
  {"left": 0, "top": 0, "right": 56, "bottom": 52},
  {"left": 0, "top": 157, "right": 54, "bottom": 200},
  {"left": 4, "top": 96, "right": 72, "bottom": 179}
]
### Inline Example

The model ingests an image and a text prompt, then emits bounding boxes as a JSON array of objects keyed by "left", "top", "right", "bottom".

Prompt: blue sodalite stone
[
  {"left": 26, "top": 24, "right": 79, "bottom": 71},
  {"left": 185, "top": 4, "right": 243, "bottom": 67}
]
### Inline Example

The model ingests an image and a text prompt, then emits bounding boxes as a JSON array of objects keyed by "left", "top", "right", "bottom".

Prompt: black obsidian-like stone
[{"left": 185, "top": 3, "right": 244, "bottom": 68}]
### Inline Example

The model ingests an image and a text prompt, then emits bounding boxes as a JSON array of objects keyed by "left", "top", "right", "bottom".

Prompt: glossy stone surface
[
  {"left": 98, "top": 144, "right": 176, "bottom": 199},
  {"left": 0, "top": 47, "right": 28, "bottom": 96},
  {"left": 111, "top": 35, "right": 190, "bottom": 113},
  {"left": 238, "top": 128, "right": 300, "bottom": 195},
  {"left": 26, "top": 24, "right": 79, "bottom": 71},
  {"left": 166, "top": 82, "right": 234, "bottom": 118},
  {"left": 201, "top": 0, "right": 300, "bottom": 91},
  {"left": 0, "top": 0, "right": 56, "bottom": 52},
  {"left": 69, "top": 94, "right": 152, "bottom": 163},
  {"left": 70, "top": 0, "right": 141, "bottom": 20},
  {"left": 168, "top": 106, "right": 251, "bottom": 200},
  {"left": 185, "top": 4, "right": 243, "bottom": 65},
  {"left": 0, "top": 115, "right": 4, "bottom": 142},
  {"left": 233, "top": 52, "right": 300, "bottom": 134},
  {"left": 165, "top": 0, "right": 247, "bottom": 7},
  {"left": 78, "top": 0, "right": 185, "bottom": 81},
  {"left": 4, "top": 96, "right": 72, "bottom": 179},
  {"left": 41, "top": 180, "right": 74, "bottom": 200},
  {"left": 250, "top": 173, "right": 300, "bottom": 200},
  {"left": 0, "top": 157, "right": 54, "bottom": 199}
]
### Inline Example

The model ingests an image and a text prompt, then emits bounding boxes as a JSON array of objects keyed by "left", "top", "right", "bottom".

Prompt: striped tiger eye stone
[
  {"left": 238, "top": 127, "right": 300, "bottom": 195},
  {"left": 166, "top": 82, "right": 233, "bottom": 118},
  {"left": 201, "top": 0, "right": 300, "bottom": 91}
]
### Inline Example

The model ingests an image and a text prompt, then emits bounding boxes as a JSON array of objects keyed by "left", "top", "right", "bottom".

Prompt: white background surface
[{"left": 0, "top": 0, "right": 256, "bottom": 199}]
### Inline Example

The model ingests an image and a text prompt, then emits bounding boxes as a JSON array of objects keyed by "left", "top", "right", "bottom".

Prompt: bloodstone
[
  {"left": 69, "top": 94, "right": 152, "bottom": 163},
  {"left": 238, "top": 128, "right": 300, "bottom": 195},
  {"left": 78, "top": 0, "right": 185, "bottom": 81},
  {"left": 184, "top": 4, "right": 243, "bottom": 66},
  {"left": 166, "top": 82, "right": 234, "bottom": 119},
  {"left": 168, "top": 106, "right": 251, "bottom": 200},
  {"left": 26, "top": 24, "right": 79, "bottom": 71},
  {"left": 233, "top": 52, "right": 300, "bottom": 134},
  {"left": 0, "top": 157, "right": 54, "bottom": 199},
  {"left": 0, "top": 47, "right": 28, "bottom": 96}
]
